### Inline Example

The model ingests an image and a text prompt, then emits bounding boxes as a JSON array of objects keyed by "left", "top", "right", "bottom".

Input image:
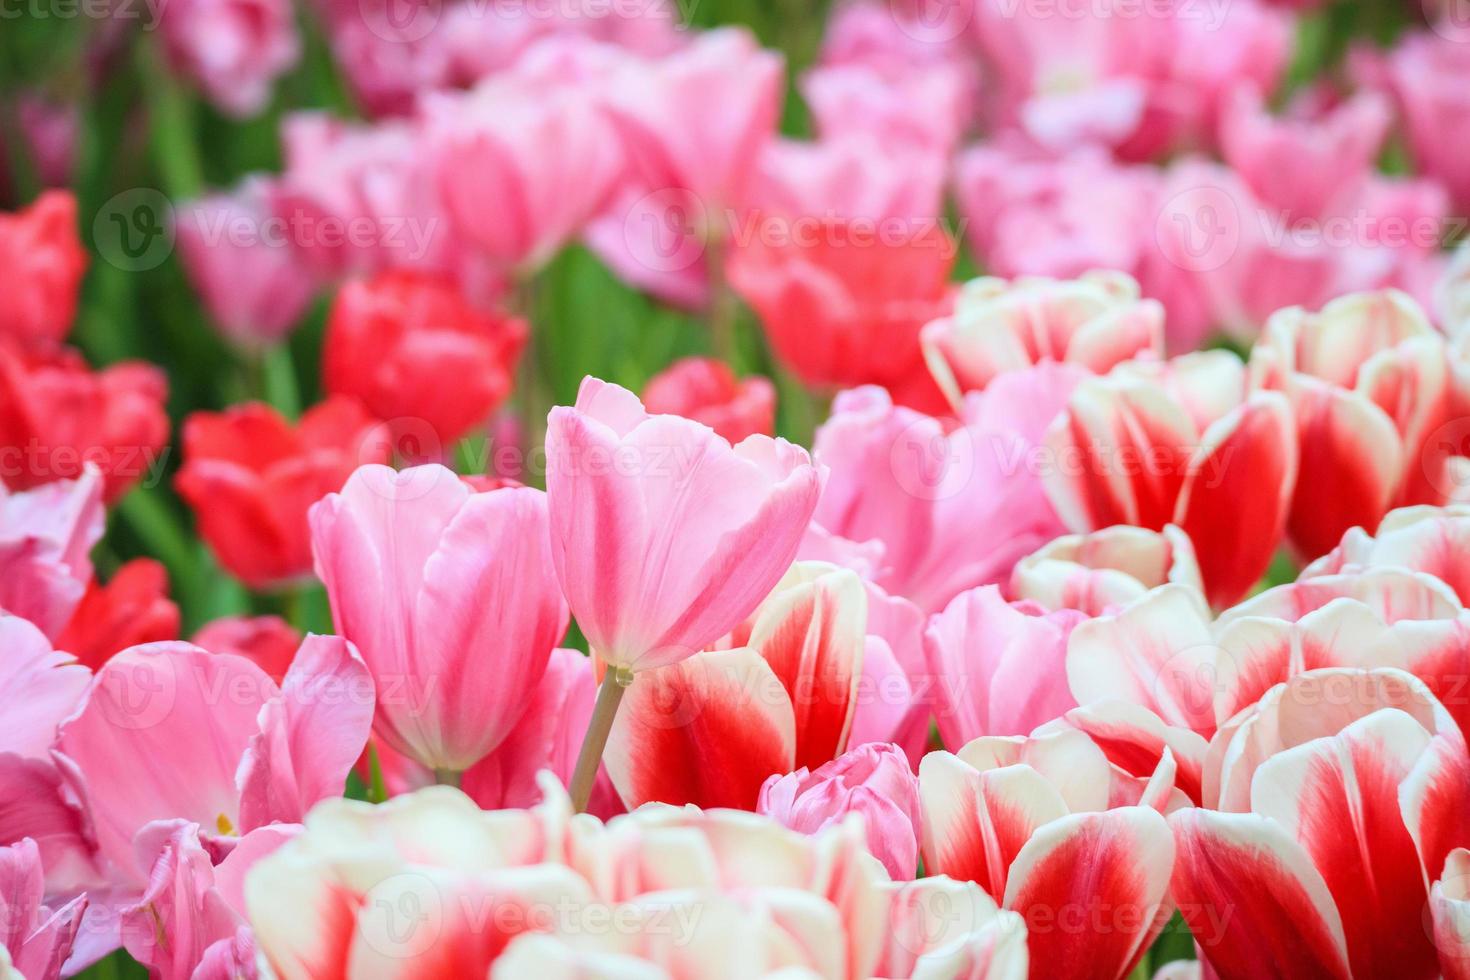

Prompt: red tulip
[
  {"left": 0, "top": 191, "right": 87, "bottom": 352},
  {"left": 641, "top": 356, "right": 775, "bottom": 444},
  {"left": 57, "top": 558, "right": 181, "bottom": 670},
  {"left": 323, "top": 270, "right": 527, "bottom": 452},
  {"left": 728, "top": 215, "right": 954, "bottom": 412},
  {"left": 0, "top": 347, "right": 169, "bottom": 502},
  {"left": 176, "top": 398, "right": 387, "bottom": 589}
]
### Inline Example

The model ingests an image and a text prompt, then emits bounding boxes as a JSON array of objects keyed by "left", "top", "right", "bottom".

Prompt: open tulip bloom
[{"left": 13, "top": 0, "right": 1470, "bottom": 972}]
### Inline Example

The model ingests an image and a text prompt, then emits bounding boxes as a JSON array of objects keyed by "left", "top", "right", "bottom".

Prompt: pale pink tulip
[
  {"left": 813, "top": 363, "right": 1084, "bottom": 614},
  {"left": 1010, "top": 524, "right": 1203, "bottom": 616},
  {"left": 800, "top": 60, "right": 971, "bottom": 157},
  {"left": 758, "top": 742, "right": 921, "bottom": 880},
  {"left": 1043, "top": 352, "right": 1297, "bottom": 608},
  {"left": 310, "top": 465, "right": 568, "bottom": 773},
  {"left": 1371, "top": 31, "right": 1470, "bottom": 215},
  {"left": 751, "top": 134, "right": 946, "bottom": 227},
  {"left": 0, "top": 838, "right": 86, "bottom": 980},
  {"left": 175, "top": 179, "right": 317, "bottom": 348},
  {"left": 1439, "top": 242, "right": 1470, "bottom": 336},
  {"left": 1304, "top": 504, "right": 1470, "bottom": 607},
  {"left": 425, "top": 74, "right": 621, "bottom": 273},
  {"left": 546, "top": 377, "right": 820, "bottom": 672},
  {"left": 926, "top": 586, "right": 1085, "bottom": 747},
  {"left": 0, "top": 615, "right": 88, "bottom": 760},
  {"left": 0, "top": 467, "right": 103, "bottom": 640},
  {"left": 159, "top": 0, "right": 299, "bottom": 118},
  {"left": 921, "top": 270, "right": 1163, "bottom": 410},
  {"left": 847, "top": 581, "right": 932, "bottom": 765},
  {"left": 874, "top": 877, "right": 1030, "bottom": 980},
  {"left": 54, "top": 636, "right": 371, "bottom": 878},
  {"left": 1175, "top": 667, "right": 1461, "bottom": 979},
  {"left": 920, "top": 728, "right": 1176, "bottom": 980}
]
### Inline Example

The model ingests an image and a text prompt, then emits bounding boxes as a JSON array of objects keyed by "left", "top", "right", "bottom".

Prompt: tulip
[
  {"left": 812, "top": 365, "right": 1082, "bottom": 613},
  {"left": 425, "top": 74, "right": 621, "bottom": 273},
  {"left": 1174, "top": 667, "right": 1461, "bottom": 980},
  {"left": 176, "top": 398, "right": 387, "bottom": 590},
  {"left": 56, "top": 559, "right": 180, "bottom": 670},
  {"left": 547, "top": 377, "right": 820, "bottom": 808},
  {"left": 921, "top": 271, "right": 1164, "bottom": 410},
  {"left": 175, "top": 179, "right": 318, "bottom": 348},
  {"left": 311, "top": 464, "right": 568, "bottom": 776},
  {"left": 1010, "top": 524, "right": 1204, "bottom": 616},
  {"left": 920, "top": 728, "right": 1176, "bottom": 980},
  {"left": 1370, "top": 31, "right": 1470, "bottom": 215},
  {"left": 752, "top": 134, "right": 946, "bottom": 228},
  {"left": 759, "top": 742, "right": 921, "bottom": 880},
  {"left": 604, "top": 561, "right": 865, "bottom": 810},
  {"left": 1251, "top": 290, "right": 1470, "bottom": 560},
  {"left": 269, "top": 114, "right": 453, "bottom": 280},
  {"left": 1430, "top": 849, "right": 1470, "bottom": 980},
  {"left": 54, "top": 635, "right": 372, "bottom": 879},
  {"left": 245, "top": 781, "right": 1013, "bottom": 979},
  {"left": 1219, "top": 85, "right": 1391, "bottom": 223},
  {"left": 847, "top": 581, "right": 932, "bottom": 765},
  {"left": 10, "top": 95, "right": 77, "bottom": 190},
  {"left": 322, "top": 270, "right": 528, "bottom": 452},
  {"left": 800, "top": 59, "right": 972, "bottom": 156},
  {"left": 640, "top": 356, "right": 775, "bottom": 445},
  {"left": 121, "top": 821, "right": 292, "bottom": 980},
  {"left": 1440, "top": 242, "right": 1470, "bottom": 336},
  {"left": 1043, "top": 352, "right": 1297, "bottom": 608},
  {"left": 158, "top": 0, "right": 299, "bottom": 117},
  {"left": 926, "top": 586, "right": 1085, "bottom": 747},
  {"left": 191, "top": 615, "right": 301, "bottom": 683},
  {"left": 0, "top": 191, "right": 86, "bottom": 352},
  {"left": 0, "top": 838, "right": 87, "bottom": 980},
  {"left": 0, "top": 615, "right": 89, "bottom": 760},
  {"left": 953, "top": 146, "right": 1159, "bottom": 289},
  {"left": 1304, "top": 503, "right": 1470, "bottom": 606},
  {"left": 727, "top": 214, "right": 955, "bottom": 412},
  {"left": 0, "top": 466, "right": 103, "bottom": 640},
  {"left": 0, "top": 347, "right": 169, "bottom": 502}
]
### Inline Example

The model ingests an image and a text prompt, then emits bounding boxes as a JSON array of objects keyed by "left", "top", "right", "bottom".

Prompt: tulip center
[{"left": 216, "top": 813, "right": 235, "bottom": 836}]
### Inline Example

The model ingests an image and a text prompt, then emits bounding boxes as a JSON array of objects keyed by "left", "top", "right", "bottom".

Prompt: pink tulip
[
  {"left": 758, "top": 742, "right": 921, "bottom": 880},
  {"left": 1219, "top": 85, "right": 1391, "bottom": 223},
  {"left": 1043, "top": 352, "right": 1297, "bottom": 608},
  {"left": 1010, "top": 524, "right": 1203, "bottom": 616},
  {"left": 800, "top": 59, "right": 971, "bottom": 156},
  {"left": 0, "top": 615, "right": 89, "bottom": 761},
  {"left": 546, "top": 377, "right": 820, "bottom": 672},
  {"left": 920, "top": 728, "right": 1177, "bottom": 980},
  {"left": 926, "top": 586, "right": 1085, "bottom": 747},
  {"left": 158, "top": 0, "right": 299, "bottom": 117},
  {"left": 1175, "top": 667, "right": 1462, "bottom": 979},
  {"left": 0, "top": 466, "right": 103, "bottom": 640},
  {"left": 954, "top": 144, "right": 1160, "bottom": 289},
  {"left": 921, "top": 270, "right": 1164, "bottom": 410},
  {"left": 175, "top": 179, "right": 318, "bottom": 348},
  {"left": 310, "top": 465, "right": 567, "bottom": 774},
  {"left": 121, "top": 821, "right": 292, "bottom": 980},
  {"left": 1371, "top": 31, "right": 1470, "bottom": 215},
  {"left": 54, "top": 635, "right": 371, "bottom": 879},
  {"left": 812, "top": 364, "right": 1083, "bottom": 613},
  {"left": 847, "top": 581, "right": 932, "bottom": 766},
  {"left": 425, "top": 73, "right": 621, "bottom": 273},
  {"left": 0, "top": 838, "right": 87, "bottom": 980},
  {"left": 640, "top": 356, "right": 775, "bottom": 445},
  {"left": 751, "top": 134, "right": 946, "bottom": 227},
  {"left": 605, "top": 28, "right": 783, "bottom": 221}
]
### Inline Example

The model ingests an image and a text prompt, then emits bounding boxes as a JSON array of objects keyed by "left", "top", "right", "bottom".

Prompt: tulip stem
[
  {"left": 570, "top": 664, "right": 633, "bottom": 812},
  {"left": 433, "top": 768, "right": 462, "bottom": 789}
]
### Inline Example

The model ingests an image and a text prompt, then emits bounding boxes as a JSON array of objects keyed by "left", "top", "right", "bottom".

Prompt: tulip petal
[
  {"left": 1168, "top": 809, "right": 1351, "bottom": 980},
  {"left": 1001, "top": 807, "right": 1174, "bottom": 980},
  {"left": 1400, "top": 733, "right": 1470, "bottom": 887},
  {"left": 1433, "top": 849, "right": 1470, "bottom": 980},
  {"left": 604, "top": 648, "right": 796, "bottom": 809}
]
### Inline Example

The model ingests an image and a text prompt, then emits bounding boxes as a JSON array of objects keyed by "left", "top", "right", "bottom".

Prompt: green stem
[
  {"left": 705, "top": 237, "right": 740, "bottom": 367},
  {"left": 569, "top": 664, "right": 633, "bottom": 812},
  {"left": 136, "top": 38, "right": 204, "bottom": 200},
  {"left": 367, "top": 744, "right": 388, "bottom": 804},
  {"left": 116, "top": 487, "right": 203, "bottom": 615},
  {"left": 260, "top": 343, "right": 301, "bottom": 418},
  {"left": 433, "top": 768, "right": 462, "bottom": 789}
]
